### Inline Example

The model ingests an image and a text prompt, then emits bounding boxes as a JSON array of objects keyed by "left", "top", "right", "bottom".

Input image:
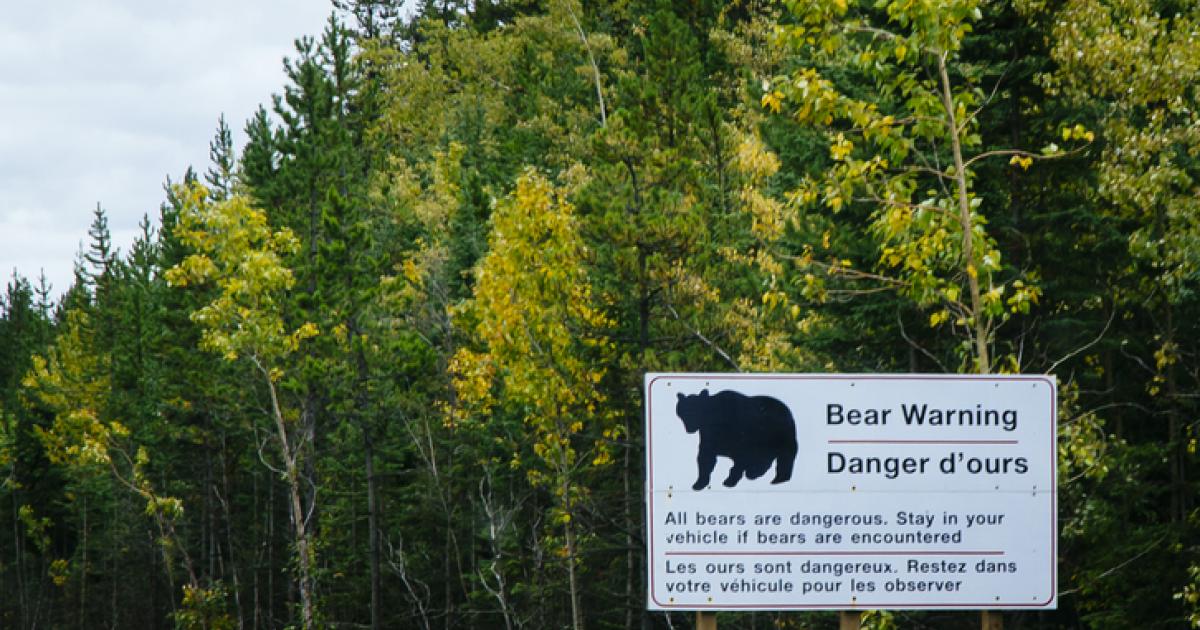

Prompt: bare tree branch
[
  {"left": 665, "top": 303, "right": 741, "bottom": 372},
  {"left": 1048, "top": 308, "right": 1116, "bottom": 374},
  {"left": 1057, "top": 535, "right": 1166, "bottom": 597},
  {"left": 897, "top": 311, "right": 949, "bottom": 372}
]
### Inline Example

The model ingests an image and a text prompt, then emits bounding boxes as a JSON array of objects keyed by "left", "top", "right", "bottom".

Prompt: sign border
[{"left": 644, "top": 373, "right": 1058, "bottom": 611}]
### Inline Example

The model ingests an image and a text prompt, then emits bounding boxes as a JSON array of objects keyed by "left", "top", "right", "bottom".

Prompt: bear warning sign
[{"left": 644, "top": 373, "right": 1057, "bottom": 611}]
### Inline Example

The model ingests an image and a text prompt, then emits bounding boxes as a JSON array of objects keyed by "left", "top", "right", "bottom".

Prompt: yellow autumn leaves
[
  {"left": 165, "top": 184, "right": 319, "bottom": 370},
  {"left": 451, "top": 171, "right": 620, "bottom": 482}
]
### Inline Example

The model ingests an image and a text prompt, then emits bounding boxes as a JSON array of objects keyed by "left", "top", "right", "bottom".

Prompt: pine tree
[{"left": 205, "top": 115, "right": 238, "bottom": 200}]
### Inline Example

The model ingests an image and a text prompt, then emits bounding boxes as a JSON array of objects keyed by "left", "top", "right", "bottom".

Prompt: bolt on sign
[{"left": 644, "top": 373, "right": 1057, "bottom": 611}]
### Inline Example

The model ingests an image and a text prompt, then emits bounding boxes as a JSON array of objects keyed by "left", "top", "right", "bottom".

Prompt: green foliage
[
  {"left": 1042, "top": 0, "right": 1200, "bottom": 301},
  {"left": 174, "top": 582, "right": 235, "bottom": 630},
  {"left": 763, "top": 0, "right": 1080, "bottom": 373}
]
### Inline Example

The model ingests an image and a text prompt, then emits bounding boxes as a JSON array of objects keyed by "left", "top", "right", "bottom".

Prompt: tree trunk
[
  {"left": 1166, "top": 306, "right": 1186, "bottom": 522},
  {"left": 12, "top": 489, "right": 28, "bottom": 629},
  {"left": 939, "top": 53, "right": 989, "bottom": 374},
  {"left": 286, "top": 458, "right": 316, "bottom": 630},
  {"left": 941, "top": 55, "right": 997, "bottom": 630},
  {"left": 80, "top": 495, "right": 87, "bottom": 628},
  {"left": 263, "top": 364, "right": 316, "bottom": 630},
  {"left": 563, "top": 475, "right": 584, "bottom": 630},
  {"left": 219, "top": 438, "right": 247, "bottom": 629},
  {"left": 365, "top": 430, "right": 382, "bottom": 630}
]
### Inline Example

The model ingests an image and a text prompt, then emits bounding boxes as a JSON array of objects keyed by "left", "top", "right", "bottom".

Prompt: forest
[{"left": 1, "top": 0, "right": 1198, "bottom": 628}]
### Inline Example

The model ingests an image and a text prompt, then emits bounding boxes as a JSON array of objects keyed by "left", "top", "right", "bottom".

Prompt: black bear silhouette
[{"left": 676, "top": 389, "right": 798, "bottom": 490}]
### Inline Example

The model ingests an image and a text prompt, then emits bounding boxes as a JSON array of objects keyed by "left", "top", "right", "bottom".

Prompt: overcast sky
[{"left": 0, "top": 1, "right": 335, "bottom": 301}]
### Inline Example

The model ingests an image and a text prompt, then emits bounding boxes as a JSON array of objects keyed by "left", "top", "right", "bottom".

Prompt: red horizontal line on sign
[
  {"left": 664, "top": 550, "right": 1005, "bottom": 556},
  {"left": 827, "top": 439, "right": 1019, "bottom": 445}
]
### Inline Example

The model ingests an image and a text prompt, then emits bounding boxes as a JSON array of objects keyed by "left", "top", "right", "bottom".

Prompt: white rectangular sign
[{"left": 645, "top": 373, "right": 1056, "bottom": 611}]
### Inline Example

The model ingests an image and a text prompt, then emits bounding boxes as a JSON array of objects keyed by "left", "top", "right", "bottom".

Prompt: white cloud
[{"left": 0, "top": 0, "right": 334, "bottom": 300}]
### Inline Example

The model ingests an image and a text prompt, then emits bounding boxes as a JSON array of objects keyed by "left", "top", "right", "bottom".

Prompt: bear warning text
[{"left": 827, "top": 402, "right": 1019, "bottom": 431}]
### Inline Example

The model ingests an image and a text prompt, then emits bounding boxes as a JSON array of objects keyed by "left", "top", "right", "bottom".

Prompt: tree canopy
[{"left": 1, "top": 1, "right": 1198, "bottom": 628}]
